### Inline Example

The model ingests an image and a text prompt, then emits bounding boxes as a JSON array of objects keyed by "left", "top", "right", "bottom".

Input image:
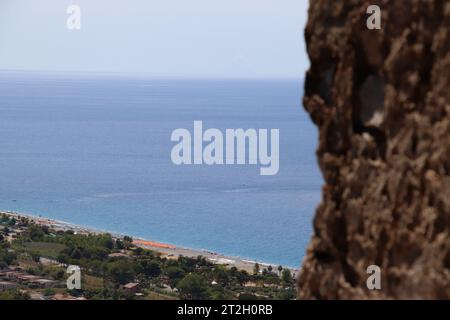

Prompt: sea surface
[{"left": 0, "top": 72, "right": 322, "bottom": 268}]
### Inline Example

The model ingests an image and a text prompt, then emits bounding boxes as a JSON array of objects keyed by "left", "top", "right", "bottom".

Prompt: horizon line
[{"left": 0, "top": 68, "right": 305, "bottom": 82}]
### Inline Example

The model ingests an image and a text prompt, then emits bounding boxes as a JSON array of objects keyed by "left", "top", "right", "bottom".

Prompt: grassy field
[
  {"left": 21, "top": 242, "right": 67, "bottom": 259},
  {"left": 146, "top": 291, "right": 178, "bottom": 300},
  {"left": 83, "top": 275, "right": 104, "bottom": 291}
]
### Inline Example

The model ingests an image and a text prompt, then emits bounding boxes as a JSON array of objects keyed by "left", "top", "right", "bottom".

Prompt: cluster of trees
[
  {"left": 0, "top": 215, "right": 17, "bottom": 269},
  {"left": 8, "top": 222, "right": 296, "bottom": 300},
  {"left": 253, "top": 263, "right": 294, "bottom": 286},
  {"left": 0, "top": 289, "right": 30, "bottom": 300},
  {"left": 0, "top": 214, "right": 17, "bottom": 225}
]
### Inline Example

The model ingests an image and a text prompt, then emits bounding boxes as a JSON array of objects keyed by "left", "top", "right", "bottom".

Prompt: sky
[{"left": 0, "top": 0, "right": 309, "bottom": 79}]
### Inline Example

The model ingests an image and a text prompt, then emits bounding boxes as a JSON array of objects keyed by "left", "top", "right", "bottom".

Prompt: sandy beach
[{"left": 1, "top": 210, "right": 298, "bottom": 276}]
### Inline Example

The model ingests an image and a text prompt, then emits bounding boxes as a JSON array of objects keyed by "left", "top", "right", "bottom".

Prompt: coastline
[{"left": 1, "top": 210, "right": 299, "bottom": 276}]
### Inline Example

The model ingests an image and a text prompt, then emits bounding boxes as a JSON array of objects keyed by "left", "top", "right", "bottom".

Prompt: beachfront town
[{"left": 0, "top": 211, "right": 297, "bottom": 300}]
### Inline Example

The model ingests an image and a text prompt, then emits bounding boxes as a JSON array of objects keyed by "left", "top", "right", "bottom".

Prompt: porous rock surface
[{"left": 298, "top": 0, "right": 450, "bottom": 299}]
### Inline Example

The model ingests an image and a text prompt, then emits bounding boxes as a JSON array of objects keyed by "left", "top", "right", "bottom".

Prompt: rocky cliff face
[{"left": 298, "top": 0, "right": 450, "bottom": 299}]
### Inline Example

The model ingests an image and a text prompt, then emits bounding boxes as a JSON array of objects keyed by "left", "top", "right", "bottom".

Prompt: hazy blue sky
[{"left": 0, "top": 0, "right": 309, "bottom": 78}]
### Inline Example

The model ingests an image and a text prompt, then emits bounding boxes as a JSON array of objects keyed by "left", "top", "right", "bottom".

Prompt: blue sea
[{"left": 0, "top": 72, "right": 322, "bottom": 268}]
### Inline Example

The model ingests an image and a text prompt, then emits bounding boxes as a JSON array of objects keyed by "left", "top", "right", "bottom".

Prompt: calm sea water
[{"left": 0, "top": 72, "right": 322, "bottom": 267}]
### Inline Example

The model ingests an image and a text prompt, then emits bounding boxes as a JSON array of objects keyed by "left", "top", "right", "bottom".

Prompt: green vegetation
[
  {"left": 178, "top": 273, "right": 209, "bottom": 299},
  {"left": 22, "top": 242, "right": 67, "bottom": 260},
  {"left": 0, "top": 215, "right": 17, "bottom": 267},
  {"left": 0, "top": 213, "right": 297, "bottom": 300},
  {"left": 0, "top": 289, "right": 30, "bottom": 300}
]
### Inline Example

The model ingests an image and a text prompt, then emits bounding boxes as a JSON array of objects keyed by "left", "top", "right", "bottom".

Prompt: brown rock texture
[{"left": 298, "top": 0, "right": 450, "bottom": 299}]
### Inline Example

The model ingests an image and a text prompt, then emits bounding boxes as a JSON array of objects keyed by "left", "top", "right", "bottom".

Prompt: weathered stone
[{"left": 298, "top": 0, "right": 450, "bottom": 299}]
